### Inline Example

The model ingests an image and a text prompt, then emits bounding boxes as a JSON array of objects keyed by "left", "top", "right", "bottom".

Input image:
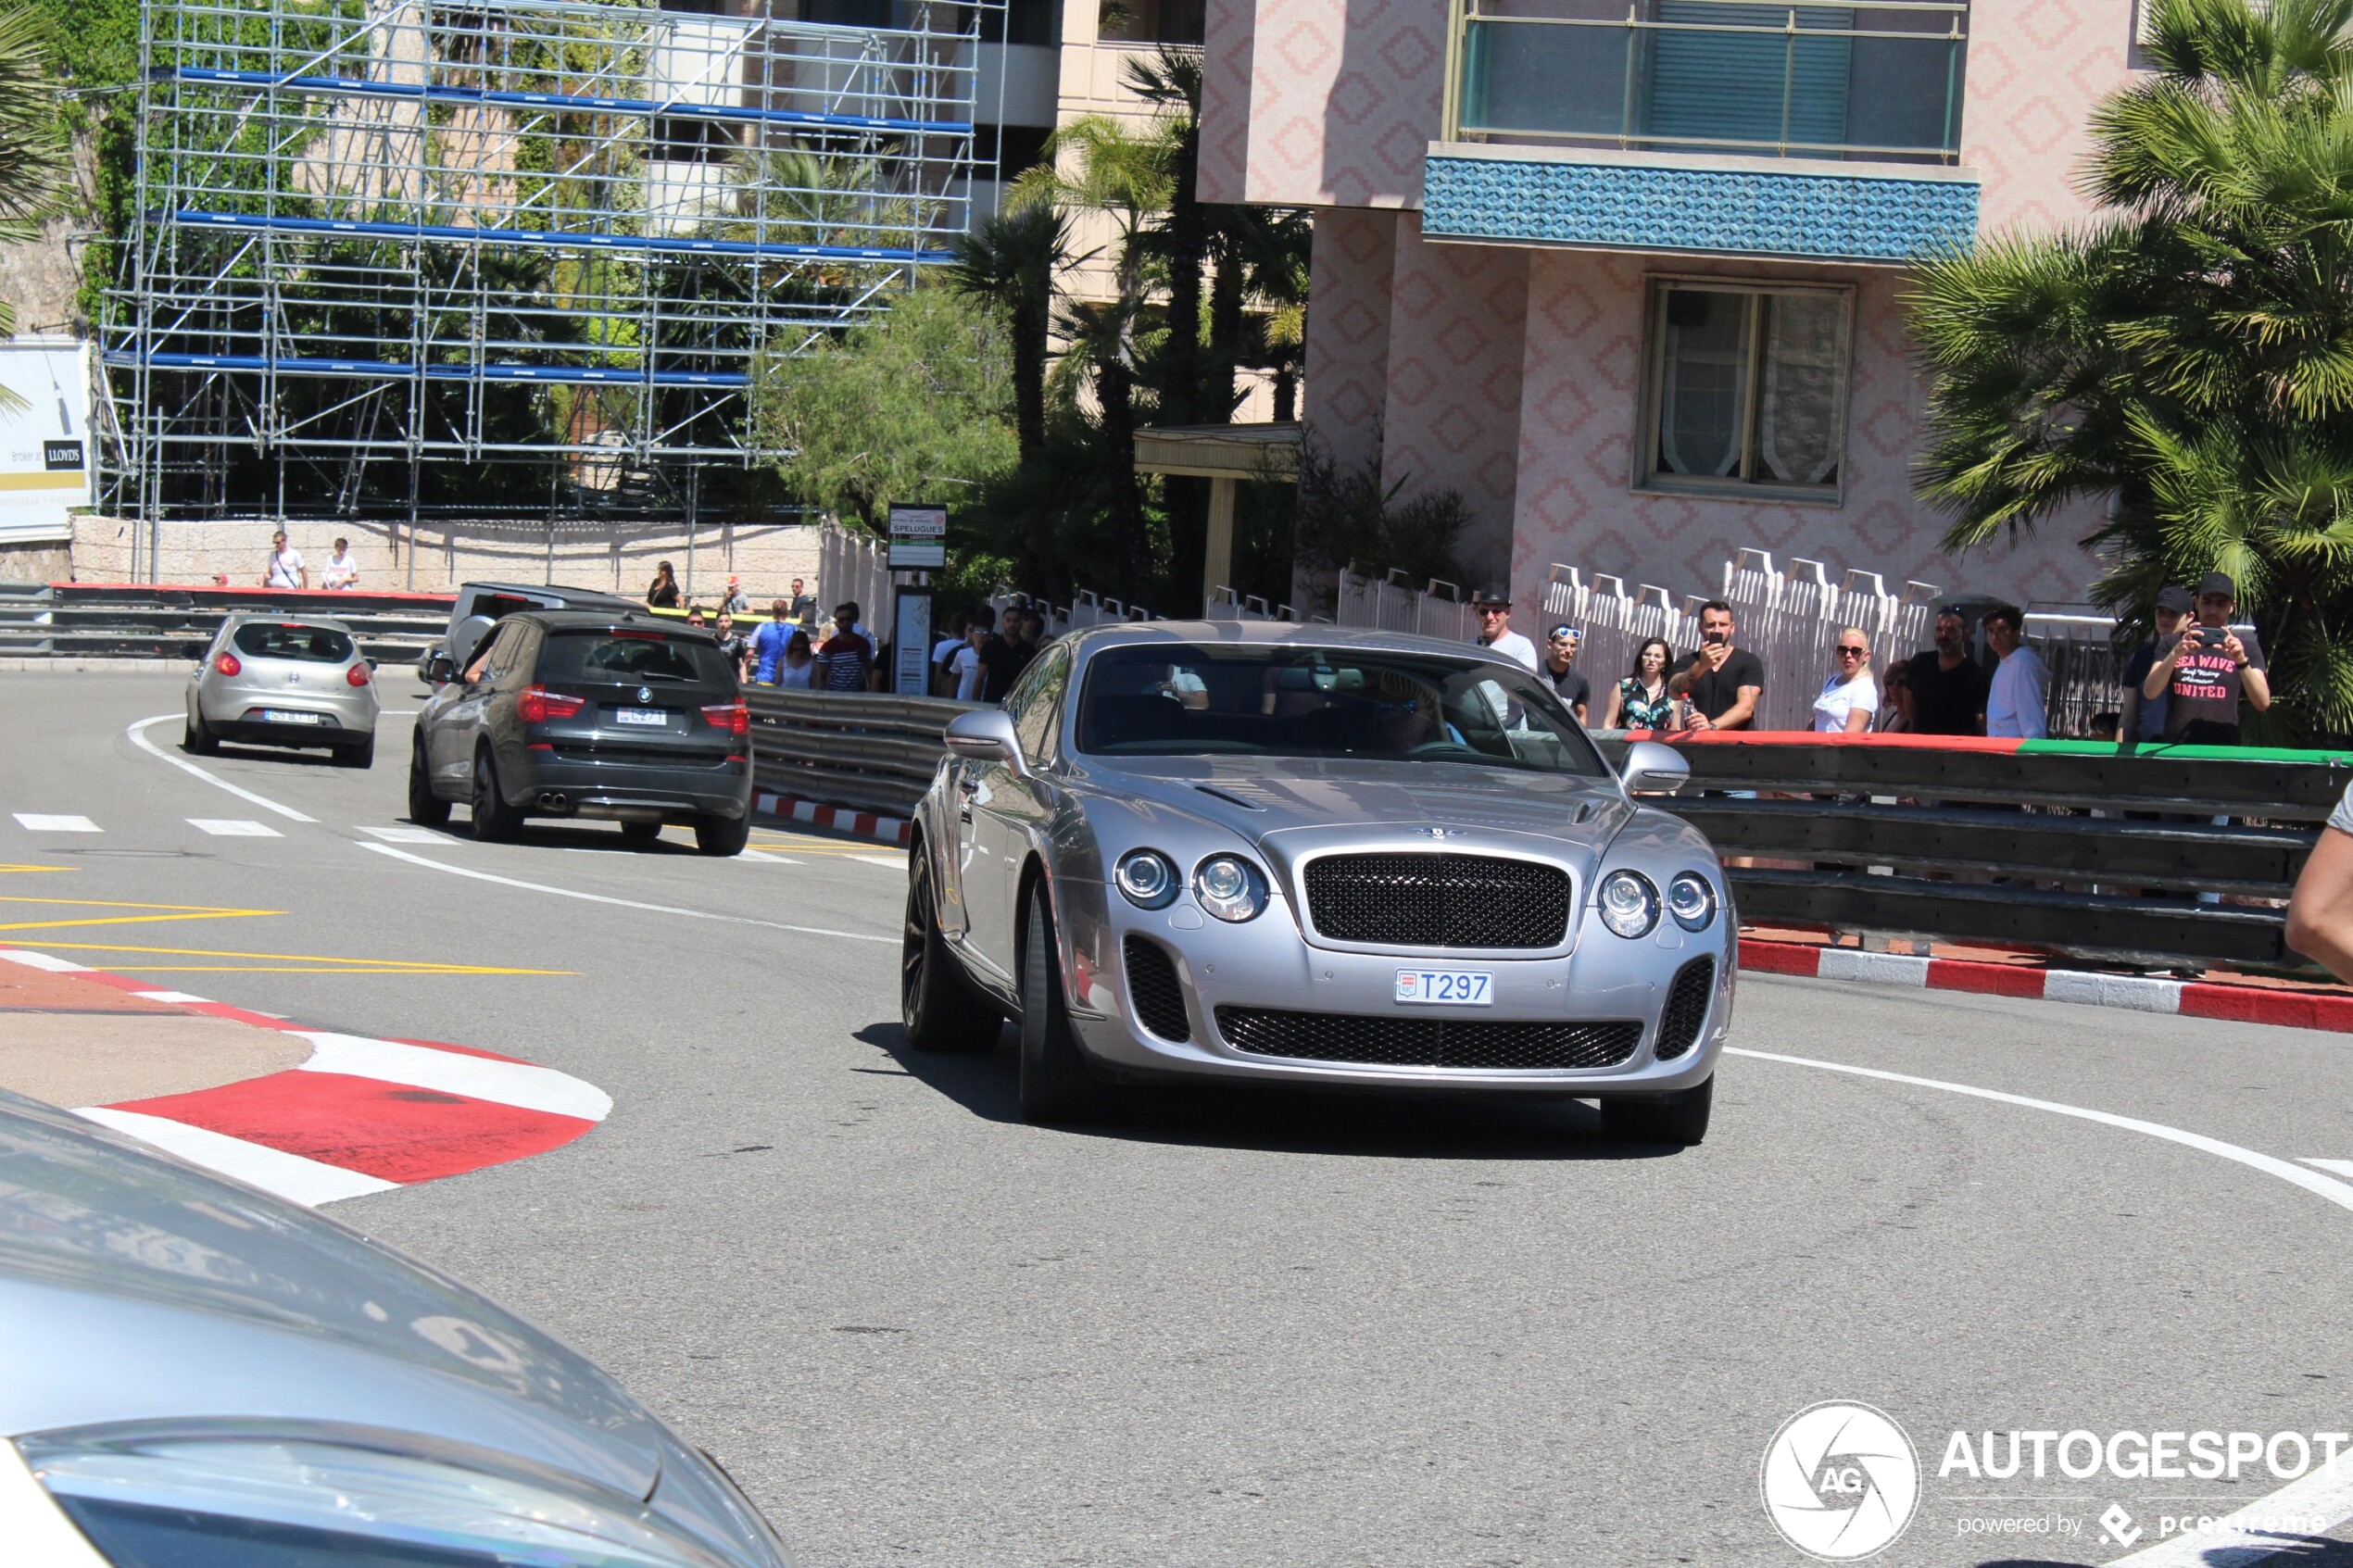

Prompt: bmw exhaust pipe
[{"left": 537, "top": 791, "right": 570, "bottom": 811}]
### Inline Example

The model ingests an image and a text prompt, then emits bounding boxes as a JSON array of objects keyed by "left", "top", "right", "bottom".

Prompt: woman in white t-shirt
[{"left": 1812, "top": 628, "right": 1879, "bottom": 734}]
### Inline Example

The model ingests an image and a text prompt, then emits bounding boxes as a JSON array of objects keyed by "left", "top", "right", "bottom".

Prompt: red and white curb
[
  {"left": 1742, "top": 937, "right": 2353, "bottom": 1035},
  {"left": 753, "top": 790, "right": 912, "bottom": 847},
  {"left": 0, "top": 948, "right": 610, "bottom": 1207}
]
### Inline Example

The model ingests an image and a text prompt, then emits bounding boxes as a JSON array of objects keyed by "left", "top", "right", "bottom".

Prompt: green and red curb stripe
[
  {"left": 1740, "top": 937, "right": 2353, "bottom": 1034},
  {"left": 0, "top": 948, "right": 609, "bottom": 1206}
]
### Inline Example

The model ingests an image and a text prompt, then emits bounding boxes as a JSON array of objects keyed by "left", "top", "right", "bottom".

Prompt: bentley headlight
[
  {"left": 1667, "top": 872, "right": 1718, "bottom": 933},
  {"left": 1597, "top": 871, "right": 1660, "bottom": 939},
  {"left": 1192, "top": 855, "right": 1267, "bottom": 922},
  {"left": 1114, "top": 849, "right": 1179, "bottom": 909},
  {"left": 17, "top": 1424, "right": 779, "bottom": 1568}
]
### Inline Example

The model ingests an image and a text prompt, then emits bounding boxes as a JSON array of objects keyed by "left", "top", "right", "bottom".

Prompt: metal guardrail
[
  {"left": 1587, "top": 734, "right": 2343, "bottom": 971},
  {"left": 741, "top": 689, "right": 2339, "bottom": 972},
  {"left": 745, "top": 686, "right": 962, "bottom": 816},
  {"left": 0, "top": 583, "right": 452, "bottom": 663}
]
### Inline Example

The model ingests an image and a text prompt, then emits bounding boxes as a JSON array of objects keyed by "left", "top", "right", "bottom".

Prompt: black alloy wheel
[
  {"left": 1017, "top": 888, "right": 1106, "bottom": 1123},
  {"left": 408, "top": 735, "right": 450, "bottom": 826},
  {"left": 901, "top": 847, "right": 1000, "bottom": 1053},
  {"left": 694, "top": 813, "right": 750, "bottom": 857},
  {"left": 471, "top": 748, "right": 519, "bottom": 842},
  {"left": 1599, "top": 1075, "right": 1713, "bottom": 1147}
]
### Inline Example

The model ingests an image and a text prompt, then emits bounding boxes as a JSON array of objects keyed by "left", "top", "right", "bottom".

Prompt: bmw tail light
[
  {"left": 516, "top": 685, "right": 585, "bottom": 723},
  {"left": 700, "top": 699, "right": 749, "bottom": 736},
  {"left": 345, "top": 663, "right": 371, "bottom": 688},
  {"left": 212, "top": 652, "right": 241, "bottom": 677}
]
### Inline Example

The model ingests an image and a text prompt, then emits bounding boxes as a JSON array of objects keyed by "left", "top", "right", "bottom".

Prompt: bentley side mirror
[
  {"left": 944, "top": 709, "right": 1026, "bottom": 774},
  {"left": 1619, "top": 739, "right": 1690, "bottom": 796}
]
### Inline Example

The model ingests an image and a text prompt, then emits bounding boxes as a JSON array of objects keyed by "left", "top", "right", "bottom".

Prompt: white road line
[
  {"left": 187, "top": 818, "right": 281, "bottom": 838},
  {"left": 359, "top": 824, "right": 451, "bottom": 844},
  {"left": 294, "top": 1032, "right": 612, "bottom": 1121},
  {"left": 126, "top": 715, "right": 317, "bottom": 823},
  {"left": 1732, "top": 1048, "right": 2353, "bottom": 1564},
  {"left": 736, "top": 848, "right": 802, "bottom": 865},
  {"left": 849, "top": 853, "right": 903, "bottom": 869},
  {"left": 14, "top": 814, "right": 98, "bottom": 833},
  {"left": 0, "top": 948, "right": 86, "bottom": 972},
  {"left": 72, "top": 1108, "right": 397, "bottom": 1206},
  {"left": 355, "top": 841, "right": 897, "bottom": 945},
  {"left": 2111, "top": 1456, "right": 2353, "bottom": 1566},
  {"left": 1726, "top": 1047, "right": 2353, "bottom": 1215}
]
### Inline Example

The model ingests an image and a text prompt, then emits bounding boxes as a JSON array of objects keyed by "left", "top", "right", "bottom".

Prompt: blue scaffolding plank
[
  {"left": 106, "top": 349, "right": 749, "bottom": 388},
  {"left": 165, "top": 207, "right": 956, "bottom": 264},
  {"left": 162, "top": 65, "right": 975, "bottom": 137}
]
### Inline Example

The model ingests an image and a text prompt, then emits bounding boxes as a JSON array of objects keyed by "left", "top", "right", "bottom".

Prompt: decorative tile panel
[{"left": 1423, "top": 155, "right": 1980, "bottom": 264}]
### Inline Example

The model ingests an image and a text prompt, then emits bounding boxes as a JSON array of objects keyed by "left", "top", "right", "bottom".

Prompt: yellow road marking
[
  {"left": 21, "top": 941, "right": 569, "bottom": 977},
  {"left": 0, "top": 865, "right": 73, "bottom": 875},
  {"left": 0, "top": 895, "right": 280, "bottom": 934}
]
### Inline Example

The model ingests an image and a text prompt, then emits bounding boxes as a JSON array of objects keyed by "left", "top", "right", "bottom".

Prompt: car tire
[
  {"left": 620, "top": 819, "right": 663, "bottom": 847},
  {"left": 408, "top": 736, "right": 451, "bottom": 827},
  {"left": 693, "top": 813, "right": 749, "bottom": 857},
  {"left": 1599, "top": 1075, "right": 1712, "bottom": 1147},
  {"left": 1018, "top": 887, "right": 1105, "bottom": 1124},
  {"left": 337, "top": 734, "right": 375, "bottom": 770},
  {"left": 471, "top": 748, "right": 520, "bottom": 842},
  {"left": 901, "top": 846, "right": 1000, "bottom": 1054},
  {"left": 183, "top": 710, "right": 218, "bottom": 756}
]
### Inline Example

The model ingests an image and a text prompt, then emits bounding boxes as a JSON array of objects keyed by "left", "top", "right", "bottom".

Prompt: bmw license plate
[
  {"left": 260, "top": 709, "right": 322, "bottom": 725},
  {"left": 1395, "top": 969, "right": 1493, "bottom": 1006},
  {"left": 614, "top": 708, "right": 667, "bottom": 727}
]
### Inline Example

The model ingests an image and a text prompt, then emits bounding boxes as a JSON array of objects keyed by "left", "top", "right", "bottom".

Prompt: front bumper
[{"left": 1063, "top": 886, "right": 1732, "bottom": 1095}]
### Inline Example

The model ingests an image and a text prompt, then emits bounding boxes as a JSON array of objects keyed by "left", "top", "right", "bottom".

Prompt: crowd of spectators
[{"left": 1522, "top": 570, "right": 2270, "bottom": 747}]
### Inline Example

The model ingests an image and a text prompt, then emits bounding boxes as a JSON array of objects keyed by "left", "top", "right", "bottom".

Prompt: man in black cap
[
  {"left": 1471, "top": 588, "right": 1538, "bottom": 672},
  {"left": 2140, "top": 571, "right": 2270, "bottom": 745},
  {"left": 2120, "top": 586, "right": 2195, "bottom": 746},
  {"left": 1905, "top": 604, "right": 1990, "bottom": 736}
]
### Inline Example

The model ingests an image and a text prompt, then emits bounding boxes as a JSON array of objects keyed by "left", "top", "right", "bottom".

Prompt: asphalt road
[{"left": 6, "top": 668, "right": 2353, "bottom": 1568}]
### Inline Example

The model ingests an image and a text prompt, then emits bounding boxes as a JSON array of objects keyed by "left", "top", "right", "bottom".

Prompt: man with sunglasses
[
  {"left": 1541, "top": 623, "right": 1590, "bottom": 723},
  {"left": 1470, "top": 588, "right": 1539, "bottom": 672}
]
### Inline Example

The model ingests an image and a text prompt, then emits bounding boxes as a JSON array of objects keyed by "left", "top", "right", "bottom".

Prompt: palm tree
[
  {"left": 0, "top": 6, "right": 68, "bottom": 361},
  {"left": 1910, "top": 0, "right": 2353, "bottom": 734},
  {"left": 1125, "top": 44, "right": 1206, "bottom": 426},
  {"left": 1006, "top": 114, "right": 1172, "bottom": 592},
  {"left": 949, "top": 204, "right": 1068, "bottom": 463}
]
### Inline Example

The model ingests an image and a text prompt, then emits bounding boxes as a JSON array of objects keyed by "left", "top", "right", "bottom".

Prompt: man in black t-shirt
[
  {"left": 2143, "top": 571, "right": 2271, "bottom": 745},
  {"left": 1680, "top": 600, "right": 1764, "bottom": 730},
  {"left": 1905, "top": 606, "right": 1991, "bottom": 736},
  {"left": 1541, "top": 624, "right": 1591, "bottom": 723}
]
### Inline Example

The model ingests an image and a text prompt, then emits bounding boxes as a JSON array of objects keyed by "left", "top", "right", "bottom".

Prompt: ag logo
[{"left": 1760, "top": 1401, "right": 1919, "bottom": 1561}]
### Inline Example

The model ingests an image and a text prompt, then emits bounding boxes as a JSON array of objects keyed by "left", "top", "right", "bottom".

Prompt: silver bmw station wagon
[{"left": 903, "top": 622, "right": 1732, "bottom": 1144}]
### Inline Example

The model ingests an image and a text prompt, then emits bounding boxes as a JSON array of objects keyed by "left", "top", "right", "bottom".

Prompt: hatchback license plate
[
  {"left": 1395, "top": 969, "right": 1492, "bottom": 1006},
  {"left": 260, "top": 709, "right": 322, "bottom": 725},
  {"left": 614, "top": 708, "right": 667, "bottom": 727}
]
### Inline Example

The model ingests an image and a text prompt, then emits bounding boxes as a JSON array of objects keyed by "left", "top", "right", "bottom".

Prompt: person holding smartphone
[{"left": 2141, "top": 571, "right": 2270, "bottom": 745}]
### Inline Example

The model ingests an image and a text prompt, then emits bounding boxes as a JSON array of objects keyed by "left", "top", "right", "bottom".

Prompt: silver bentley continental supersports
[{"left": 902, "top": 622, "right": 1731, "bottom": 1144}]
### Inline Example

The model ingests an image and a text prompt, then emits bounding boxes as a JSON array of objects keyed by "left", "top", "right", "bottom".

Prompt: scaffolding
[{"left": 101, "top": 0, "right": 999, "bottom": 557}]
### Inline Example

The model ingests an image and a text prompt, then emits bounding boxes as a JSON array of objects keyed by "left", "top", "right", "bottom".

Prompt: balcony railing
[{"left": 1444, "top": 0, "right": 1968, "bottom": 165}]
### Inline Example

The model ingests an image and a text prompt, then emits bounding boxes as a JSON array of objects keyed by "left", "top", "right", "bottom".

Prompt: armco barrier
[
  {"left": 0, "top": 583, "right": 454, "bottom": 663},
  {"left": 1595, "top": 731, "right": 2347, "bottom": 970},
  {"left": 739, "top": 688, "right": 2341, "bottom": 972},
  {"left": 745, "top": 686, "right": 961, "bottom": 817}
]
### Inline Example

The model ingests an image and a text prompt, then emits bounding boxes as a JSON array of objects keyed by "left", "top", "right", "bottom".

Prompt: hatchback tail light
[
  {"left": 346, "top": 663, "right": 371, "bottom": 688},
  {"left": 701, "top": 699, "right": 749, "bottom": 736},
  {"left": 516, "top": 685, "right": 586, "bottom": 723},
  {"left": 212, "top": 652, "right": 241, "bottom": 677}
]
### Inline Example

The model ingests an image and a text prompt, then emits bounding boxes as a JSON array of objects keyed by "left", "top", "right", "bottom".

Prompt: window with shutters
[{"left": 1637, "top": 279, "right": 1852, "bottom": 501}]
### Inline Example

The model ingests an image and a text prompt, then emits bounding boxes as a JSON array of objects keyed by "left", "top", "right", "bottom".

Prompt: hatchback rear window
[
  {"left": 232, "top": 623, "right": 355, "bottom": 664},
  {"left": 537, "top": 630, "right": 733, "bottom": 687}
]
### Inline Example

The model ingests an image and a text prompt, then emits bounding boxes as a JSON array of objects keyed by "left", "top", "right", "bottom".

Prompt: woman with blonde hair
[{"left": 1812, "top": 627, "right": 1879, "bottom": 734}]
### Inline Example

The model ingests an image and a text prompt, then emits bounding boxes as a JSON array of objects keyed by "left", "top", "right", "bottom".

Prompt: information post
[{"left": 892, "top": 586, "right": 933, "bottom": 696}]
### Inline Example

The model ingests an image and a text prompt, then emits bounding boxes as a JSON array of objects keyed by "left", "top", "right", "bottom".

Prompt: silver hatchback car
[
  {"left": 184, "top": 613, "right": 381, "bottom": 767},
  {"left": 0, "top": 1089, "right": 792, "bottom": 1567},
  {"left": 903, "top": 623, "right": 1733, "bottom": 1144}
]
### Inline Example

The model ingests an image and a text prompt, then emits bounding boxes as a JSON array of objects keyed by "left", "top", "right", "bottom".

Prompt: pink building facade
[{"left": 1200, "top": 0, "right": 2142, "bottom": 610}]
